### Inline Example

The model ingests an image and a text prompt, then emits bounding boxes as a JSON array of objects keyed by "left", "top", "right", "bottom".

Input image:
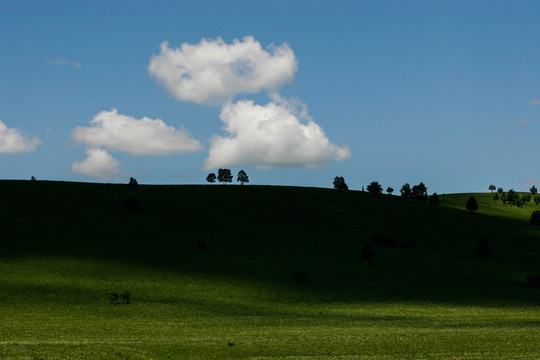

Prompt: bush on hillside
[
  {"left": 400, "top": 183, "right": 412, "bottom": 199},
  {"left": 530, "top": 210, "right": 540, "bottom": 226},
  {"left": 370, "top": 235, "right": 397, "bottom": 248},
  {"left": 493, "top": 193, "right": 499, "bottom": 201},
  {"left": 128, "top": 177, "right": 138, "bottom": 189},
  {"left": 531, "top": 185, "right": 538, "bottom": 195},
  {"left": 411, "top": 183, "right": 428, "bottom": 201},
  {"left": 429, "top": 193, "right": 440, "bottom": 206},
  {"left": 535, "top": 195, "right": 540, "bottom": 206},
  {"left": 361, "top": 243, "right": 376, "bottom": 264},
  {"left": 123, "top": 196, "right": 139, "bottom": 211},
  {"left": 466, "top": 197, "right": 478, "bottom": 212},
  {"left": 527, "top": 274, "right": 540, "bottom": 288},
  {"left": 475, "top": 237, "right": 492, "bottom": 258},
  {"left": 291, "top": 270, "right": 309, "bottom": 282}
]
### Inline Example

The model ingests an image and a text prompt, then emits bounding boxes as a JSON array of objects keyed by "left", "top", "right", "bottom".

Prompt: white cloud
[
  {"left": 46, "top": 57, "right": 81, "bottom": 69},
  {"left": 148, "top": 36, "right": 298, "bottom": 104},
  {"left": 530, "top": 99, "right": 540, "bottom": 106},
  {"left": 0, "top": 119, "right": 41, "bottom": 154},
  {"left": 204, "top": 95, "right": 351, "bottom": 170},
  {"left": 70, "top": 148, "right": 124, "bottom": 181},
  {"left": 71, "top": 109, "right": 203, "bottom": 155}
]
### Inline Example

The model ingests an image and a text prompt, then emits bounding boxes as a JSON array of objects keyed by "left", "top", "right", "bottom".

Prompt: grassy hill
[{"left": 0, "top": 180, "right": 539, "bottom": 359}]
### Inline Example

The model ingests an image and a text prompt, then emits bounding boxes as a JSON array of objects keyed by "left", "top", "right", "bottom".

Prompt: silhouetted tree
[
  {"left": 361, "top": 243, "right": 376, "bottom": 264},
  {"left": 217, "top": 169, "right": 233, "bottom": 184},
  {"left": 386, "top": 187, "right": 394, "bottom": 195},
  {"left": 476, "top": 237, "right": 491, "bottom": 258},
  {"left": 206, "top": 173, "right": 216, "bottom": 184},
  {"left": 489, "top": 184, "right": 496, "bottom": 193},
  {"left": 128, "top": 177, "right": 138, "bottom": 189},
  {"left": 411, "top": 182, "right": 428, "bottom": 201},
  {"left": 400, "top": 183, "right": 412, "bottom": 199},
  {"left": 497, "top": 187, "right": 504, "bottom": 194},
  {"left": 237, "top": 170, "right": 249, "bottom": 185},
  {"left": 506, "top": 189, "right": 519, "bottom": 205},
  {"left": 501, "top": 193, "right": 508, "bottom": 205},
  {"left": 429, "top": 193, "right": 440, "bottom": 206},
  {"left": 531, "top": 185, "right": 538, "bottom": 195},
  {"left": 466, "top": 196, "right": 478, "bottom": 212},
  {"left": 530, "top": 210, "right": 540, "bottom": 226},
  {"left": 31, "top": 176, "right": 36, "bottom": 182},
  {"left": 333, "top": 176, "right": 348, "bottom": 190},
  {"left": 367, "top": 181, "right": 382, "bottom": 196}
]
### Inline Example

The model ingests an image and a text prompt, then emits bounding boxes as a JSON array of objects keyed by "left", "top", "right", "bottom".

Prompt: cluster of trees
[
  {"left": 490, "top": 185, "right": 540, "bottom": 207},
  {"left": 206, "top": 169, "right": 249, "bottom": 185}
]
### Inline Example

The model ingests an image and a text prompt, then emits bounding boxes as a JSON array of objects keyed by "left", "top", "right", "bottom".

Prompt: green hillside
[{"left": 0, "top": 180, "right": 539, "bottom": 359}]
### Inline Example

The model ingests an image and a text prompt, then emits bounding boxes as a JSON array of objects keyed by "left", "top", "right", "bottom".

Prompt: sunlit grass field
[{"left": 0, "top": 181, "right": 539, "bottom": 359}]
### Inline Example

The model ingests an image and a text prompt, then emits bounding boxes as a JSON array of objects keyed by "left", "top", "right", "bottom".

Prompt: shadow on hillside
[{"left": 1, "top": 181, "right": 539, "bottom": 307}]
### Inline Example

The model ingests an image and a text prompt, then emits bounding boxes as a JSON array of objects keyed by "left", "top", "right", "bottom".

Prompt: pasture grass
[{"left": 0, "top": 181, "right": 539, "bottom": 359}]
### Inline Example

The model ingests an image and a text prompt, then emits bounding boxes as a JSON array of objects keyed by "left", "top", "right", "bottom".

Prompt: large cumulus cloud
[
  {"left": 71, "top": 109, "right": 202, "bottom": 155},
  {"left": 0, "top": 120, "right": 41, "bottom": 154},
  {"left": 148, "top": 36, "right": 297, "bottom": 104},
  {"left": 204, "top": 95, "right": 351, "bottom": 170}
]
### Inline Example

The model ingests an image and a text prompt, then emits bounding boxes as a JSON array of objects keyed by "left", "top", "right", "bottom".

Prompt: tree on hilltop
[
  {"left": 386, "top": 187, "right": 394, "bottom": 195},
  {"left": 429, "top": 193, "right": 440, "bottom": 206},
  {"left": 128, "top": 177, "right": 138, "bottom": 189},
  {"left": 400, "top": 183, "right": 412, "bottom": 199},
  {"left": 333, "top": 176, "right": 348, "bottom": 190},
  {"left": 217, "top": 169, "right": 233, "bottom": 184},
  {"left": 206, "top": 173, "right": 216, "bottom": 184},
  {"left": 489, "top": 184, "right": 496, "bottom": 193},
  {"left": 237, "top": 170, "right": 249, "bottom": 185},
  {"left": 411, "top": 182, "right": 428, "bottom": 201},
  {"left": 367, "top": 181, "right": 382, "bottom": 196},
  {"left": 530, "top": 185, "right": 538, "bottom": 195}
]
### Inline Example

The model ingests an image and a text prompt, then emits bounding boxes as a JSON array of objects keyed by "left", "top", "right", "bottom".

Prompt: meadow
[{"left": 0, "top": 180, "right": 539, "bottom": 359}]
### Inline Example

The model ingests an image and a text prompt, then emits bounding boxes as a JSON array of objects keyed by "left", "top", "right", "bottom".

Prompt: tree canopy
[
  {"left": 217, "top": 169, "right": 233, "bottom": 184},
  {"left": 237, "top": 170, "right": 249, "bottom": 185}
]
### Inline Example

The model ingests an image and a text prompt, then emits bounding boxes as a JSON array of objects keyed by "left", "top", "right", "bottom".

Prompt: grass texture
[{"left": 0, "top": 181, "right": 539, "bottom": 359}]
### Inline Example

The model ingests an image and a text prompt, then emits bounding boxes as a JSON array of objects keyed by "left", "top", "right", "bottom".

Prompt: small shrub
[
  {"left": 197, "top": 240, "right": 207, "bottom": 250},
  {"left": 429, "top": 193, "right": 440, "bottom": 206},
  {"left": 121, "top": 292, "right": 131, "bottom": 304},
  {"left": 291, "top": 270, "right": 309, "bottom": 282},
  {"left": 227, "top": 341, "right": 235, "bottom": 347},
  {"left": 128, "top": 177, "right": 138, "bottom": 189},
  {"left": 530, "top": 210, "right": 540, "bottom": 226},
  {"left": 493, "top": 193, "right": 499, "bottom": 201},
  {"left": 361, "top": 243, "right": 376, "bottom": 264},
  {"left": 30, "top": 176, "right": 36, "bottom": 182},
  {"left": 527, "top": 274, "right": 540, "bottom": 288},
  {"left": 123, "top": 196, "right": 139, "bottom": 211},
  {"left": 475, "top": 237, "right": 491, "bottom": 258},
  {"left": 535, "top": 195, "right": 540, "bottom": 206},
  {"left": 370, "top": 235, "right": 397, "bottom": 248},
  {"left": 109, "top": 292, "right": 120, "bottom": 305},
  {"left": 466, "top": 196, "right": 478, "bottom": 212}
]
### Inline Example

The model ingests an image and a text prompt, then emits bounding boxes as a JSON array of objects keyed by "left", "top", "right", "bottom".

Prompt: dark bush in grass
[
  {"left": 197, "top": 240, "right": 207, "bottom": 250},
  {"left": 121, "top": 292, "right": 131, "bottom": 304},
  {"left": 530, "top": 210, "right": 540, "bottom": 226},
  {"left": 333, "top": 176, "right": 348, "bottom": 190},
  {"left": 531, "top": 185, "right": 538, "bottom": 195},
  {"left": 475, "top": 237, "right": 492, "bottom": 258},
  {"left": 493, "top": 193, "right": 499, "bottom": 201},
  {"left": 535, "top": 195, "right": 540, "bottom": 205},
  {"left": 361, "top": 243, "right": 376, "bottom": 264},
  {"left": 429, "top": 193, "right": 440, "bottom": 206},
  {"left": 109, "top": 292, "right": 120, "bottom": 305},
  {"left": 291, "top": 270, "right": 309, "bottom": 282},
  {"left": 123, "top": 196, "right": 139, "bottom": 211},
  {"left": 527, "top": 275, "right": 540, "bottom": 288},
  {"left": 370, "top": 235, "right": 397, "bottom": 248},
  {"left": 466, "top": 197, "right": 478, "bottom": 212},
  {"left": 367, "top": 181, "right": 382, "bottom": 196}
]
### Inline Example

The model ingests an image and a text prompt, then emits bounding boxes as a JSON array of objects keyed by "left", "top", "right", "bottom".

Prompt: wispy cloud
[
  {"left": 71, "top": 108, "right": 203, "bottom": 155},
  {"left": 45, "top": 57, "right": 81, "bottom": 69},
  {"left": 517, "top": 117, "right": 532, "bottom": 125},
  {"left": 0, "top": 119, "right": 42, "bottom": 154},
  {"left": 530, "top": 98, "right": 540, "bottom": 106}
]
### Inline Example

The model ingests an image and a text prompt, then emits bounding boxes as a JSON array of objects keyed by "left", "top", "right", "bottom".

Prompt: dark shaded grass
[{"left": 1, "top": 180, "right": 539, "bottom": 306}]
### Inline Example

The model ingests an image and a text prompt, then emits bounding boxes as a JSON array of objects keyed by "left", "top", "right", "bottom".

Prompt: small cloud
[
  {"left": 204, "top": 95, "right": 351, "bottom": 170},
  {"left": 45, "top": 126, "right": 52, "bottom": 134},
  {"left": 70, "top": 148, "right": 124, "bottom": 181},
  {"left": 46, "top": 57, "right": 81, "bottom": 69},
  {"left": 71, "top": 109, "right": 203, "bottom": 155},
  {"left": 517, "top": 117, "right": 532, "bottom": 125},
  {"left": 0, "top": 119, "right": 42, "bottom": 154},
  {"left": 530, "top": 99, "right": 540, "bottom": 106},
  {"left": 148, "top": 36, "right": 298, "bottom": 105},
  {"left": 520, "top": 179, "right": 540, "bottom": 189}
]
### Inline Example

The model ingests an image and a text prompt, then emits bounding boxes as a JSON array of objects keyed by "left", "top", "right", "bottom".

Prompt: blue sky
[{"left": 1, "top": 0, "right": 539, "bottom": 193}]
